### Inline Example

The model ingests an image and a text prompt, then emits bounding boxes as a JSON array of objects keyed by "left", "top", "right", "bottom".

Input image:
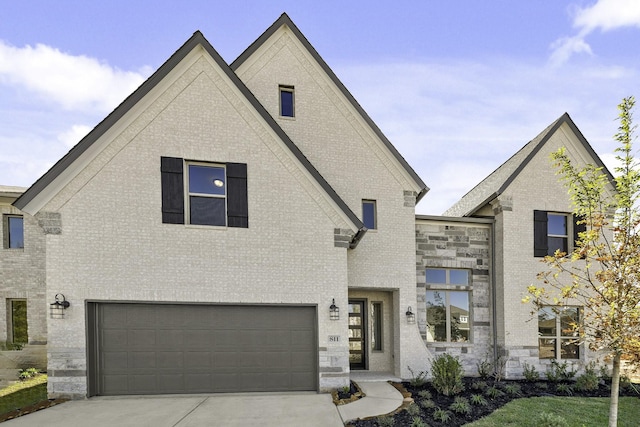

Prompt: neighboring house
[
  {"left": 2, "top": 14, "right": 613, "bottom": 399},
  {"left": 0, "top": 186, "right": 47, "bottom": 375}
]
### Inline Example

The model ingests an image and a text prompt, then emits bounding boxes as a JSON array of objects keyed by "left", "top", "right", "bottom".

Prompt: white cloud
[
  {"left": 550, "top": 0, "right": 640, "bottom": 66},
  {"left": 0, "top": 41, "right": 147, "bottom": 112},
  {"left": 573, "top": 0, "right": 640, "bottom": 32},
  {"left": 57, "top": 125, "right": 93, "bottom": 148}
]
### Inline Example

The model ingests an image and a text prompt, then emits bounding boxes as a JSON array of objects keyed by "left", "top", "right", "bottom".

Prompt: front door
[{"left": 348, "top": 300, "right": 367, "bottom": 370}]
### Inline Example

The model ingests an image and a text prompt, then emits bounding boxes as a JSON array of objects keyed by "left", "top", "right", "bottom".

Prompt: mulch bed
[{"left": 347, "top": 377, "right": 640, "bottom": 427}]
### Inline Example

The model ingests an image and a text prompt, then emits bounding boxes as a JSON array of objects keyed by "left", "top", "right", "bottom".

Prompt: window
[
  {"left": 3, "top": 215, "right": 24, "bottom": 249},
  {"left": 371, "top": 302, "right": 383, "bottom": 351},
  {"left": 425, "top": 268, "right": 471, "bottom": 342},
  {"left": 8, "top": 299, "right": 28, "bottom": 344},
  {"left": 188, "top": 163, "right": 226, "bottom": 226},
  {"left": 534, "top": 210, "right": 585, "bottom": 257},
  {"left": 160, "top": 157, "right": 248, "bottom": 228},
  {"left": 362, "top": 200, "right": 377, "bottom": 230},
  {"left": 279, "top": 85, "right": 294, "bottom": 117},
  {"left": 538, "top": 306, "right": 580, "bottom": 360}
]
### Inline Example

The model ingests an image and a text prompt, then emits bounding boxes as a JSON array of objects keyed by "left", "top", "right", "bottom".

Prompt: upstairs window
[
  {"left": 188, "top": 164, "right": 226, "bottom": 226},
  {"left": 362, "top": 200, "right": 377, "bottom": 230},
  {"left": 161, "top": 157, "right": 248, "bottom": 228},
  {"left": 534, "top": 211, "right": 585, "bottom": 257},
  {"left": 3, "top": 215, "right": 24, "bottom": 249},
  {"left": 279, "top": 85, "right": 295, "bottom": 117}
]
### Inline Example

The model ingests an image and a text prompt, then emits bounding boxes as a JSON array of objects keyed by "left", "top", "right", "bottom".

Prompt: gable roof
[
  {"left": 13, "top": 30, "right": 367, "bottom": 247},
  {"left": 444, "top": 113, "right": 616, "bottom": 217},
  {"left": 231, "top": 13, "right": 429, "bottom": 201}
]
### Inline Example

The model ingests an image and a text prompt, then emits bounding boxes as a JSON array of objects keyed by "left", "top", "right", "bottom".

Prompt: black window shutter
[
  {"left": 533, "top": 210, "right": 548, "bottom": 257},
  {"left": 161, "top": 157, "right": 184, "bottom": 224},
  {"left": 573, "top": 214, "right": 587, "bottom": 254},
  {"left": 226, "top": 163, "right": 248, "bottom": 228}
]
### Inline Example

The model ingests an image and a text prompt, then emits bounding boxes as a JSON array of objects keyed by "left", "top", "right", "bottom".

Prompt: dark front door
[{"left": 348, "top": 300, "right": 367, "bottom": 370}]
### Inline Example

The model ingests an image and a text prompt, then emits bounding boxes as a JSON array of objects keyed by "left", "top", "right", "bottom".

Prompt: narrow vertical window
[
  {"left": 279, "top": 85, "right": 295, "bottom": 117},
  {"left": 547, "top": 213, "right": 568, "bottom": 256},
  {"left": 371, "top": 302, "right": 383, "bottom": 351},
  {"left": 9, "top": 299, "right": 28, "bottom": 344},
  {"left": 4, "top": 215, "right": 24, "bottom": 249},
  {"left": 362, "top": 200, "right": 377, "bottom": 230}
]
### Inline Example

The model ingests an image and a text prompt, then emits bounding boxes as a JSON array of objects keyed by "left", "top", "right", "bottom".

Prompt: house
[
  {"left": 9, "top": 14, "right": 430, "bottom": 399},
  {"left": 2, "top": 14, "right": 614, "bottom": 400}
]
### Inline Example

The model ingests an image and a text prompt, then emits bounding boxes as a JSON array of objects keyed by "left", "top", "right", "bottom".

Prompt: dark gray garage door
[{"left": 88, "top": 303, "right": 317, "bottom": 395}]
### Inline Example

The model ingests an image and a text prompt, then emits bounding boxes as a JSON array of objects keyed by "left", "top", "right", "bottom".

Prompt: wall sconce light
[
  {"left": 50, "top": 294, "right": 70, "bottom": 319},
  {"left": 329, "top": 298, "right": 340, "bottom": 321},
  {"left": 406, "top": 306, "right": 416, "bottom": 324}
]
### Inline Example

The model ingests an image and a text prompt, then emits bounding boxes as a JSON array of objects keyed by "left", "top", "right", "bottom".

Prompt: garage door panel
[
  {"left": 93, "top": 303, "right": 317, "bottom": 395},
  {"left": 128, "top": 330, "right": 156, "bottom": 347}
]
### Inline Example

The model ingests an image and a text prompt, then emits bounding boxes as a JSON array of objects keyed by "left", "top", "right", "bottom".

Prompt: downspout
[{"left": 490, "top": 219, "right": 499, "bottom": 364}]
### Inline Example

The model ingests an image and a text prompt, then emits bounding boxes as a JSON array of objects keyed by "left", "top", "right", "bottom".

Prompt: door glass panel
[
  {"left": 348, "top": 329, "right": 361, "bottom": 338},
  {"left": 348, "top": 316, "right": 361, "bottom": 326},
  {"left": 348, "top": 304, "right": 361, "bottom": 314}
]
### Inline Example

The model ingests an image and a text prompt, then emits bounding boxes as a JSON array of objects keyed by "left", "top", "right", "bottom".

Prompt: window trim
[
  {"left": 279, "top": 85, "right": 295, "bottom": 118},
  {"left": 362, "top": 199, "right": 377, "bottom": 230},
  {"left": 3, "top": 214, "right": 24, "bottom": 249},
  {"left": 425, "top": 268, "right": 472, "bottom": 343},
  {"left": 538, "top": 305, "right": 581, "bottom": 360},
  {"left": 185, "top": 161, "right": 227, "bottom": 227},
  {"left": 371, "top": 301, "right": 383, "bottom": 352}
]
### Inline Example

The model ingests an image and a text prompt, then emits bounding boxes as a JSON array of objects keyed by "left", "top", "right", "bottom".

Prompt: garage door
[{"left": 87, "top": 303, "right": 317, "bottom": 395}]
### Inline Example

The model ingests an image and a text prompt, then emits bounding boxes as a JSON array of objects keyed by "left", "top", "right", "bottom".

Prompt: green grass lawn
[
  {"left": 0, "top": 375, "right": 48, "bottom": 415},
  {"left": 464, "top": 396, "right": 640, "bottom": 427}
]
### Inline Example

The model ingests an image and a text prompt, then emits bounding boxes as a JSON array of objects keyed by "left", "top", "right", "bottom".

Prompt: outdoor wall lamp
[
  {"left": 406, "top": 306, "right": 416, "bottom": 324},
  {"left": 50, "top": 294, "right": 70, "bottom": 319},
  {"left": 329, "top": 298, "right": 340, "bottom": 321}
]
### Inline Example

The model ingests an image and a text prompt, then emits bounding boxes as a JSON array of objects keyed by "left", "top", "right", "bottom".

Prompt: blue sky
[{"left": 1, "top": 1, "right": 639, "bottom": 214}]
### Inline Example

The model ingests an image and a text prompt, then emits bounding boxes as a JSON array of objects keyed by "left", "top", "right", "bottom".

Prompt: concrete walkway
[{"left": 337, "top": 381, "right": 405, "bottom": 424}]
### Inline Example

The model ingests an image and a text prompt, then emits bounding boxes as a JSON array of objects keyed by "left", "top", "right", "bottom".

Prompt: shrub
[
  {"left": 410, "top": 417, "right": 429, "bottom": 427},
  {"left": 476, "top": 355, "right": 492, "bottom": 380},
  {"left": 504, "top": 383, "right": 522, "bottom": 396},
  {"left": 534, "top": 412, "right": 569, "bottom": 427},
  {"left": 470, "top": 380, "right": 488, "bottom": 390},
  {"left": 449, "top": 396, "right": 471, "bottom": 415},
  {"left": 376, "top": 415, "right": 395, "bottom": 427},
  {"left": 419, "top": 399, "right": 436, "bottom": 409},
  {"left": 417, "top": 389, "right": 432, "bottom": 399},
  {"left": 18, "top": 367, "right": 40, "bottom": 381},
  {"left": 406, "top": 402, "right": 421, "bottom": 416},
  {"left": 492, "top": 347, "right": 508, "bottom": 382},
  {"left": 430, "top": 353, "right": 464, "bottom": 396},
  {"left": 522, "top": 362, "right": 539, "bottom": 382},
  {"left": 535, "top": 382, "right": 549, "bottom": 390},
  {"left": 470, "top": 393, "right": 488, "bottom": 406},
  {"left": 545, "top": 360, "right": 577, "bottom": 382},
  {"left": 575, "top": 363, "right": 599, "bottom": 392},
  {"left": 408, "top": 366, "right": 428, "bottom": 387},
  {"left": 555, "top": 383, "right": 573, "bottom": 395},
  {"left": 485, "top": 386, "right": 504, "bottom": 399},
  {"left": 599, "top": 364, "right": 612, "bottom": 381},
  {"left": 432, "top": 408, "right": 452, "bottom": 423}
]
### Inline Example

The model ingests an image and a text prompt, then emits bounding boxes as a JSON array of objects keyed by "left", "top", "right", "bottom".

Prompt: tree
[{"left": 525, "top": 97, "right": 640, "bottom": 427}]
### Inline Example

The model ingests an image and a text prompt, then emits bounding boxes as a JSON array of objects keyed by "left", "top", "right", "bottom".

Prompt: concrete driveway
[{"left": 4, "top": 392, "right": 344, "bottom": 427}]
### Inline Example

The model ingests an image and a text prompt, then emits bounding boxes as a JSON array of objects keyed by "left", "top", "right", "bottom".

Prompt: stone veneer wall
[{"left": 415, "top": 217, "right": 493, "bottom": 374}]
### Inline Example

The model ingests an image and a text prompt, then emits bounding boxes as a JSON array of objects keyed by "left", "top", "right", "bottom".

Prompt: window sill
[
  {"left": 279, "top": 116, "right": 296, "bottom": 121},
  {"left": 184, "top": 224, "right": 228, "bottom": 231}
]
